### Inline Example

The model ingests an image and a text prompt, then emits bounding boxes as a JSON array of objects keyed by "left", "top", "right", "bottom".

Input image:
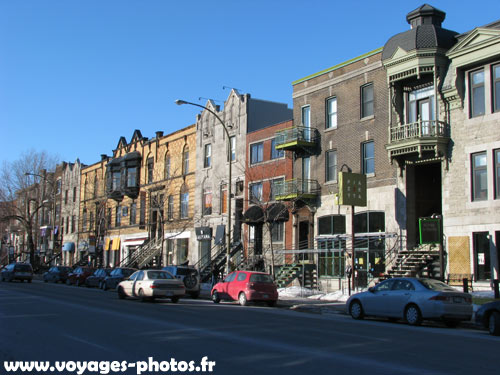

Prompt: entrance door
[
  {"left": 298, "top": 221, "right": 311, "bottom": 262},
  {"left": 419, "top": 99, "right": 431, "bottom": 135},
  {"left": 199, "top": 240, "right": 211, "bottom": 269},
  {"left": 473, "top": 232, "right": 491, "bottom": 281}
]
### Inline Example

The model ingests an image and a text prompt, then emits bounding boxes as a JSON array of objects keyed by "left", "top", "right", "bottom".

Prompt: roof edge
[{"left": 292, "top": 47, "right": 383, "bottom": 86}]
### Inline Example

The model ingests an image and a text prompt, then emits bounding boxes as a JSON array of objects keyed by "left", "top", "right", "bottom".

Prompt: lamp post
[
  {"left": 25, "top": 172, "right": 57, "bottom": 265},
  {"left": 175, "top": 99, "right": 233, "bottom": 274}
]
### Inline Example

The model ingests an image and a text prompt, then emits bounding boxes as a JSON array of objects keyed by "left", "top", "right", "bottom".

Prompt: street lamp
[{"left": 175, "top": 99, "right": 233, "bottom": 274}]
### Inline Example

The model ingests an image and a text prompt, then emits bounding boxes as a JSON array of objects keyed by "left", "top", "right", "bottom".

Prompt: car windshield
[
  {"left": 147, "top": 271, "right": 174, "bottom": 280},
  {"left": 418, "top": 278, "right": 457, "bottom": 291},
  {"left": 249, "top": 274, "right": 274, "bottom": 283}
]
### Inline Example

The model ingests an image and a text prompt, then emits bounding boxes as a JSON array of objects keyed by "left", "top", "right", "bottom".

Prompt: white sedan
[{"left": 117, "top": 269, "right": 185, "bottom": 303}]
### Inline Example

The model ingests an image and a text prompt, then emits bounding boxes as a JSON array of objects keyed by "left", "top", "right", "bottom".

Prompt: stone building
[{"left": 193, "top": 89, "right": 292, "bottom": 280}]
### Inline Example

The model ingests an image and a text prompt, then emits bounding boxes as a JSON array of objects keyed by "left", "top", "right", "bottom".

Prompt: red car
[
  {"left": 66, "top": 267, "right": 94, "bottom": 286},
  {"left": 211, "top": 271, "right": 278, "bottom": 307}
]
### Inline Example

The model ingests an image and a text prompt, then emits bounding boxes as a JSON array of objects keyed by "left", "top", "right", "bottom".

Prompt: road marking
[{"left": 61, "top": 334, "right": 112, "bottom": 352}]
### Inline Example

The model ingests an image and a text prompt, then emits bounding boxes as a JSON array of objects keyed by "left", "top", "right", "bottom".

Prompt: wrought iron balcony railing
[
  {"left": 390, "top": 120, "right": 449, "bottom": 142},
  {"left": 274, "top": 126, "right": 318, "bottom": 151},
  {"left": 273, "top": 179, "right": 320, "bottom": 201}
]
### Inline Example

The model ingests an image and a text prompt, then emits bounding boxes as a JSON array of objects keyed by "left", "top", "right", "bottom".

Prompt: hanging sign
[{"left": 337, "top": 172, "right": 367, "bottom": 206}]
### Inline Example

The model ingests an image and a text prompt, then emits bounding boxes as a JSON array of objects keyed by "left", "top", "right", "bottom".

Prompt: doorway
[
  {"left": 406, "top": 162, "right": 442, "bottom": 249},
  {"left": 473, "top": 232, "right": 491, "bottom": 281}
]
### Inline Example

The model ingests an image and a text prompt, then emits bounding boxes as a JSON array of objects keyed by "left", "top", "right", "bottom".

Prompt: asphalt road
[{"left": 0, "top": 280, "right": 498, "bottom": 375}]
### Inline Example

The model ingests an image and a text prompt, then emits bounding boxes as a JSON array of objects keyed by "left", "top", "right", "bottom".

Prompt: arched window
[
  {"left": 182, "top": 146, "right": 189, "bottom": 175},
  {"left": 164, "top": 152, "right": 171, "bottom": 179},
  {"left": 180, "top": 184, "right": 189, "bottom": 219}
]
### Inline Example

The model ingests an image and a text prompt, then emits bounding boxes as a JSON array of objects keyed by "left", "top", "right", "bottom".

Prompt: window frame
[
  {"left": 493, "top": 64, "right": 500, "bottom": 113},
  {"left": 361, "top": 83, "right": 374, "bottom": 118},
  {"left": 470, "top": 69, "right": 485, "bottom": 118},
  {"left": 249, "top": 182, "right": 263, "bottom": 203},
  {"left": 250, "top": 142, "right": 264, "bottom": 165},
  {"left": 180, "top": 192, "right": 189, "bottom": 219},
  {"left": 362, "top": 141, "right": 375, "bottom": 175},
  {"left": 204, "top": 143, "right": 212, "bottom": 168},
  {"left": 325, "top": 150, "right": 337, "bottom": 182},
  {"left": 471, "top": 151, "right": 488, "bottom": 201},
  {"left": 326, "top": 96, "right": 337, "bottom": 129},
  {"left": 270, "top": 138, "right": 284, "bottom": 160}
]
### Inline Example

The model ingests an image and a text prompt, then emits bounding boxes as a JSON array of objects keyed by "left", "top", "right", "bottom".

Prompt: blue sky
[{"left": 0, "top": 0, "right": 498, "bottom": 166}]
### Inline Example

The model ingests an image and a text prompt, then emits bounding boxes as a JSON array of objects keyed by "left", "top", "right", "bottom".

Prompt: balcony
[
  {"left": 386, "top": 120, "right": 450, "bottom": 160},
  {"left": 274, "top": 126, "right": 319, "bottom": 153},
  {"left": 273, "top": 179, "right": 320, "bottom": 201}
]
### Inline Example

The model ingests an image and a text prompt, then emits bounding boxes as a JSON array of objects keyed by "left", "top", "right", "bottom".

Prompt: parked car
[
  {"left": 66, "top": 267, "right": 94, "bottom": 286},
  {"left": 101, "top": 268, "right": 137, "bottom": 290},
  {"left": 346, "top": 277, "right": 472, "bottom": 327},
  {"left": 43, "top": 266, "right": 72, "bottom": 283},
  {"left": 117, "top": 269, "right": 185, "bottom": 302},
  {"left": 1, "top": 262, "right": 33, "bottom": 283},
  {"left": 85, "top": 268, "right": 112, "bottom": 288},
  {"left": 475, "top": 300, "right": 500, "bottom": 336},
  {"left": 162, "top": 265, "right": 200, "bottom": 298},
  {"left": 211, "top": 271, "right": 278, "bottom": 307}
]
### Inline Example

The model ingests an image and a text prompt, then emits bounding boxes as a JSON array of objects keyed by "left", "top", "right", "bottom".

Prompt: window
[
  {"left": 71, "top": 215, "right": 75, "bottom": 233},
  {"left": 176, "top": 238, "right": 189, "bottom": 264},
  {"left": 64, "top": 190, "right": 68, "bottom": 205},
  {"left": 362, "top": 141, "right": 375, "bottom": 175},
  {"left": 147, "top": 158, "right": 154, "bottom": 184},
  {"left": 164, "top": 154, "right": 171, "bottom": 179},
  {"left": 180, "top": 192, "right": 189, "bottom": 219},
  {"left": 204, "top": 144, "right": 212, "bottom": 168},
  {"left": 354, "top": 211, "right": 385, "bottom": 233},
  {"left": 126, "top": 167, "right": 137, "bottom": 187},
  {"left": 82, "top": 209, "right": 87, "bottom": 231},
  {"left": 93, "top": 175, "right": 98, "bottom": 197},
  {"left": 73, "top": 187, "right": 77, "bottom": 202},
  {"left": 107, "top": 208, "right": 112, "bottom": 227},
  {"left": 130, "top": 202, "right": 137, "bottom": 225},
  {"left": 270, "top": 138, "right": 284, "bottom": 159},
  {"left": 112, "top": 171, "right": 120, "bottom": 190},
  {"left": 326, "top": 97, "right": 337, "bottom": 129},
  {"left": 408, "top": 86, "right": 435, "bottom": 124},
  {"left": 139, "top": 193, "right": 146, "bottom": 226},
  {"left": 89, "top": 211, "right": 94, "bottom": 231},
  {"left": 56, "top": 179, "right": 61, "bottom": 195},
  {"left": 494, "top": 64, "right": 500, "bottom": 113},
  {"left": 183, "top": 147, "right": 190, "bottom": 175},
  {"left": 361, "top": 83, "right": 374, "bottom": 118},
  {"left": 318, "top": 239, "right": 345, "bottom": 277},
  {"left": 115, "top": 206, "right": 121, "bottom": 227},
  {"left": 470, "top": 69, "right": 485, "bottom": 117},
  {"left": 167, "top": 195, "right": 174, "bottom": 220},
  {"left": 271, "top": 222, "right": 284, "bottom": 242},
  {"left": 302, "top": 106, "right": 311, "bottom": 141},
  {"left": 318, "top": 215, "right": 346, "bottom": 235},
  {"left": 270, "top": 178, "right": 284, "bottom": 201},
  {"left": 495, "top": 150, "right": 500, "bottom": 199},
  {"left": 326, "top": 150, "right": 337, "bottom": 182},
  {"left": 249, "top": 182, "right": 263, "bottom": 203},
  {"left": 250, "top": 142, "right": 264, "bottom": 164},
  {"left": 472, "top": 152, "right": 487, "bottom": 201},
  {"left": 65, "top": 217, "right": 69, "bottom": 234},
  {"left": 203, "top": 189, "right": 212, "bottom": 216},
  {"left": 229, "top": 136, "right": 236, "bottom": 162}
]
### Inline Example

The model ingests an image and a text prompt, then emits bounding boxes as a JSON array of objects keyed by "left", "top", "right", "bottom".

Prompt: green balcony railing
[
  {"left": 273, "top": 179, "right": 320, "bottom": 201},
  {"left": 274, "top": 126, "right": 318, "bottom": 151}
]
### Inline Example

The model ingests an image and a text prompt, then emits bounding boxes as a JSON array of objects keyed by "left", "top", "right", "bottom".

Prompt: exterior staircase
[
  {"left": 121, "top": 237, "right": 162, "bottom": 269},
  {"left": 197, "top": 241, "right": 243, "bottom": 283},
  {"left": 275, "top": 263, "right": 302, "bottom": 288},
  {"left": 385, "top": 244, "right": 441, "bottom": 278}
]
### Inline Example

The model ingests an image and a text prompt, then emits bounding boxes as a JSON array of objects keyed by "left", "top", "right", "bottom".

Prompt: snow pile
[
  {"left": 278, "top": 286, "right": 350, "bottom": 302},
  {"left": 278, "top": 286, "right": 320, "bottom": 298}
]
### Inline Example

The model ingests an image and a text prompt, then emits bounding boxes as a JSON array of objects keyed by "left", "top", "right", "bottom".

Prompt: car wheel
[
  {"left": 184, "top": 275, "right": 197, "bottom": 289},
  {"left": 444, "top": 319, "right": 460, "bottom": 328},
  {"left": 405, "top": 304, "right": 422, "bottom": 326},
  {"left": 488, "top": 311, "right": 500, "bottom": 336},
  {"left": 212, "top": 291, "right": 220, "bottom": 304},
  {"left": 190, "top": 292, "right": 200, "bottom": 299},
  {"left": 117, "top": 287, "right": 126, "bottom": 300},
  {"left": 349, "top": 300, "right": 364, "bottom": 320},
  {"left": 171, "top": 296, "right": 180, "bottom": 303},
  {"left": 138, "top": 288, "right": 148, "bottom": 302},
  {"left": 238, "top": 292, "right": 248, "bottom": 306}
]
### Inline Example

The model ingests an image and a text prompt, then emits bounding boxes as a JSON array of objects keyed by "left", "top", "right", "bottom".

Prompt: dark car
[
  {"left": 475, "top": 300, "right": 500, "bottom": 336},
  {"left": 1, "top": 263, "right": 33, "bottom": 283},
  {"left": 162, "top": 265, "right": 200, "bottom": 298},
  {"left": 66, "top": 267, "right": 94, "bottom": 286},
  {"left": 85, "top": 268, "right": 112, "bottom": 288},
  {"left": 43, "top": 266, "right": 73, "bottom": 283},
  {"left": 102, "top": 268, "right": 137, "bottom": 290}
]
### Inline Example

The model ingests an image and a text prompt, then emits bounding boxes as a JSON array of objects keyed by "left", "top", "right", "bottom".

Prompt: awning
[
  {"left": 111, "top": 238, "right": 121, "bottom": 251},
  {"left": 266, "top": 203, "right": 289, "bottom": 223},
  {"left": 62, "top": 242, "right": 75, "bottom": 252},
  {"left": 104, "top": 238, "right": 111, "bottom": 251},
  {"left": 243, "top": 205, "right": 265, "bottom": 225},
  {"left": 124, "top": 237, "right": 147, "bottom": 246}
]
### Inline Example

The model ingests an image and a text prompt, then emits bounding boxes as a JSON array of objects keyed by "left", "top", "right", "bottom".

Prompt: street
[{"left": 0, "top": 281, "right": 498, "bottom": 375}]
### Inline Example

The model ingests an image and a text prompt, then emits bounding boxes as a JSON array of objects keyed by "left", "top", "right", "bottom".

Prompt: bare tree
[{"left": 0, "top": 150, "right": 59, "bottom": 267}]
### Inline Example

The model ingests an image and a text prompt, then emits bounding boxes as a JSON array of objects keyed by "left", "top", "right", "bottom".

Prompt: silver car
[
  {"left": 117, "top": 269, "right": 185, "bottom": 303},
  {"left": 346, "top": 277, "right": 472, "bottom": 327}
]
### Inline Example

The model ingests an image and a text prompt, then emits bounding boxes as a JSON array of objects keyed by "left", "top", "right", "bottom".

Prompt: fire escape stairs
[{"left": 385, "top": 244, "right": 441, "bottom": 278}]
